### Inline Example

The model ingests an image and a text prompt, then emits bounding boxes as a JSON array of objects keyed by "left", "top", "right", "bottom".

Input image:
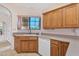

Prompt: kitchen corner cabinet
[
  {"left": 50, "top": 40, "right": 69, "bottom": 56},
  {"left": 43, "top": 4, "right": 79, "bottom": 29},
  {"left": 14, "top": 36, "right": 38, "bottom": 53}
]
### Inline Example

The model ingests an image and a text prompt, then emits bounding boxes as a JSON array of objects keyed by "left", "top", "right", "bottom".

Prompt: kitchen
[{"left": 0, "top": 3, "right": 79, "bottom": 56}]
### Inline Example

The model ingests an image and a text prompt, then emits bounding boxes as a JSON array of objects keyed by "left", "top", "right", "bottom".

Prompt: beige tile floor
[
  {"left": 0, "top": 41, "right": 10, "bottom": 48},
  {"left": 0, "top": 49, "right": 39, "bottom": 56},
  {"left": 0, "top": 41, "right": 39, "bottom": 56}
]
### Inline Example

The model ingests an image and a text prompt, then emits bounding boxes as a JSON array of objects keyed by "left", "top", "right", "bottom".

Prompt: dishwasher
[{"left": 38, "top": 37, "right": 50, "bottom": 56}]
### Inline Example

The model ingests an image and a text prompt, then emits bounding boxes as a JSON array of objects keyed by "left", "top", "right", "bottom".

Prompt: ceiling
[{"left": 1, "top": 3, "right": 69, "bottom": 16}]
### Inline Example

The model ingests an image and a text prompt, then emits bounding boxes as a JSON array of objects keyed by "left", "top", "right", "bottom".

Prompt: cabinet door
[
  {"left": 14, "top": 36, "right": 20, "bottom": 52},
  {"left": 61, "top": 42, "right": 69, "bottom": 56},
  {"left": 51, "top": 43, "right": 59, "bottom": 56},
  {"left": 63, "top": 4, "right": 79, "bottom": 27},
  {"left": 43, "top": 9, "right": 63, "bottom": 29},
  {"left": 43, "top": 14, "right": 48, "bottom": 29},
  {"left": 29, "top": 36, "right": 38, "bottom": 52},
  {"left": 51, "top": 40, "right": 69, "bottom": 56},
  {"left": 20, "top": 40, "right": 29, "bottom": 52},
  {"left": 29, "top": 40, "right": 38, "bottom": 52},
  {"left": 20, "top": 36, "right": 29, "bottom": 52},
  {"left": 43, "top": 13, "right": 52, "bottom": 29},
  {"left": 51, "top": 9, "right": 63, "bottom": 28},
  {"left": 14, "top": 36, "right": 25, "bottom": 53}
]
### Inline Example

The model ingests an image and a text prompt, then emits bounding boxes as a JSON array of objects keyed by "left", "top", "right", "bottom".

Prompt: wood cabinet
[
  {"left": 50, "top": 39, "right": 69, "bottom": 56},
  {"left": 63, "top": 4, "right": 79, "bottom": 27},
  {"left": 21, "top": 40, "right": 29, "bottom": 52},
  {"left": 43, "top": 3, "right": 79, "bottom": 29},
  {"left": 43, "top": 13, "right": 52, "bottom": 29},
  {"left": 14, "top": 36, "right": 24, "bottom": 52},
  {"left": 61, "top": 42, "right": 69, "bottom": 56},
  {"left": 29, "top": 40, "right": 38, "bottom": 52},
  {"left": 51, "top": 43, "right": 59, "bottom": 56},
  {"left": 51, "top": 9, "right": 63, "bottom": 28},
  {"left": 14, "top": 36, "right": 38, "bottom": 53},
  {"left": 43, "top": 9, "right": 63, "bottom": 29}
]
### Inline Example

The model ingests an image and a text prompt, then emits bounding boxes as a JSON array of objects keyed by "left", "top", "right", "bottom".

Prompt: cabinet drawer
[
  {"left": 15, "top": 36, "right": 27, "bottom": 40},
  {"left": 29, "top": 36, "right": 38, "bottom": 40},
  {"left": 51, "top": 39, "right": 59, "bottom": 45}
]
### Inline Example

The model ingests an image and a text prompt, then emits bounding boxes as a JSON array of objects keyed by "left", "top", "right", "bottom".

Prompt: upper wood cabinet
[
  {"left": 43, "top": 13, "right": 52, "bottom": 29},
  {"left": 51, "top": 9, "right": 63, "bottom": 28},
  {"left": 43, "top": 9, "right": 63, "bottom": 29},
  {"left": 43, "top": 3, "right": 79, "bottom": 29},
  {"left": 63, "top": 4, "right": 79, "bottom": 27}
]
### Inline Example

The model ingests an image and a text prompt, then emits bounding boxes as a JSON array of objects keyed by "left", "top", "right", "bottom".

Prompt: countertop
[
  {"left": 13, "top": 32, "right": 79, "bottom": 38},
  {"left": 13, "top": 32, "right": 79, "bottom": 42},
  {"left": 13, "top": 32, "right": 40, "bottom": 36}
]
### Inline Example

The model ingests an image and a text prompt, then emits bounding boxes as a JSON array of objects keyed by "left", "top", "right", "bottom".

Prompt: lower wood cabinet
[
  {"left": 14, "top": 36, "right": 38, "bottom": 53},
  {"left": 50, "top": 39, "right": 69, "bottom": 56},
  {"left": 29, "top": 40, "right": 38, "bottom": 52},
  {"left": 21, "top": 40, "right": 29, "bottom": 52},
  {"left": 51, "top": 43, "right": 59, "bottom": 56}
]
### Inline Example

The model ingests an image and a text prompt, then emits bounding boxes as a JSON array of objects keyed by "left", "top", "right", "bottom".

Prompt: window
[
  {"left": 17, "top": 16, "right": 41, "bottom": 30},
  {"left": 29, "top": 17, "right": 40, "bottom": 30},
  {"left": 17, "top": 16, "right": 29, "bottom": 30}
]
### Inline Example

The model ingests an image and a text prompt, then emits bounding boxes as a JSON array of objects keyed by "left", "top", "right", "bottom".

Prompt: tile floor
[{"left": 0, "top": 49, "right": 39, "bottom": 56}]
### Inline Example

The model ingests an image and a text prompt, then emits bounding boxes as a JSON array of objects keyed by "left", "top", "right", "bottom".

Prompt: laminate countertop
[
  {"left": 13, "top": 32, "right": 40, "bottom": 36},
  {"left": 13, "top": 32, "right": 79, "bottom": 42}
]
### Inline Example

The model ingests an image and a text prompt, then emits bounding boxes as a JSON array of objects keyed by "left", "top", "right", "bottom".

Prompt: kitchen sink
[{"left": 13, "top": 32, "right": 39, "bottom": 35}]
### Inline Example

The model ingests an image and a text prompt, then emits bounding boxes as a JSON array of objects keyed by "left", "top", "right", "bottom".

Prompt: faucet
[{"left": 29, "top": 29, "right": 32, "bottom": 34}]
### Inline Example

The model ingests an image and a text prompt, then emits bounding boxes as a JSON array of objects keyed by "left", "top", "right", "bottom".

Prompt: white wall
[
  {"left": 0, "top": 4, "right": 16, "bottom": 49},
  {"left": 0, "top": 7, "right": 11, "bottom": 42}
]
